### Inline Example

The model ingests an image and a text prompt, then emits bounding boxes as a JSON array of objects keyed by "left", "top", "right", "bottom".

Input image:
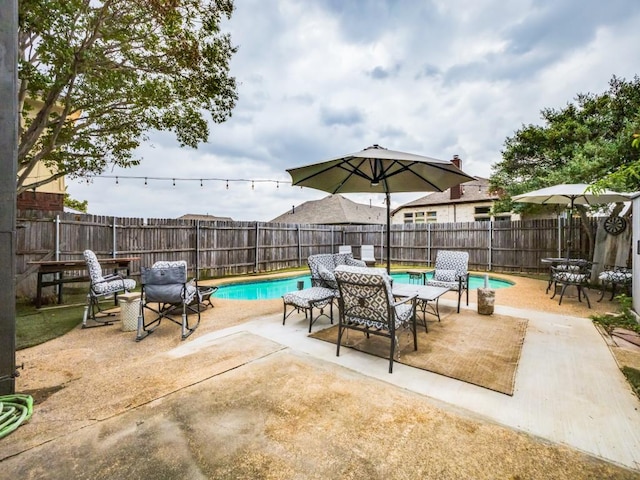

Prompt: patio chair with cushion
[
  {"left": 549, "top": 259, "right": 593, "bottom": 308},
  {"left": 307, "top": 253, "right": 366, "bottom": 292},
  {"left": 136, "top": 260, "right": 201, "bottom": 341},
  {"left": 334, "top": 265, "right": 418, "bottom": 374},
  {"left": 597, "top": 265, "right": 632, "bottom": 302},
  {"left": 425, "top": 250, "right": 469, "bottom": 313},
  {"left": 82, "top": 249, "right": 137, "bottom": 328}
]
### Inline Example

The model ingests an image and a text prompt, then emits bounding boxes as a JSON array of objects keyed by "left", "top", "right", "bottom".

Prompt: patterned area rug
[{"left": 309, "top": 307, "right": 528, "bottom": 395}]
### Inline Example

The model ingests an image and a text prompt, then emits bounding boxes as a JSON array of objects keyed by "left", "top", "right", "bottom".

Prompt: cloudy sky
[{"left": 67, "top": 0, "right": 640, "bottom": 222}]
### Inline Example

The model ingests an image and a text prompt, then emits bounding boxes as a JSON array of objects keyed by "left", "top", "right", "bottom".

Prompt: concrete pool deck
[{"left": 3, "top": 272, "right": 640, "bottom": 478}]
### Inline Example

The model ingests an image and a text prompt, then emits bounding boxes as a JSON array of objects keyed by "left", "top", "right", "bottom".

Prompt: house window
[
  {"left": 426, "top": 211, "right": 437, "bottom": 223},
  {"left": 403, "top": 212, "right": 414, "bottom": 224},
  {"left": 414, "top": 212, "right": 425, "bottom": 224},
  {"left": 474, "top": 206, "right": 491, "bottom": 221}
]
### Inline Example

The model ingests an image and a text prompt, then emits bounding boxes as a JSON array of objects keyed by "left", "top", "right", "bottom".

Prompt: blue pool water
[{"left": 214, "top": 272, "right": 513, "bottom": 300}]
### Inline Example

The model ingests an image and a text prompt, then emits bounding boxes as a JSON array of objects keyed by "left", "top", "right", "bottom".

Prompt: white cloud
[{"left": 66, "top": 0, "right": 640, "bottom": 221}]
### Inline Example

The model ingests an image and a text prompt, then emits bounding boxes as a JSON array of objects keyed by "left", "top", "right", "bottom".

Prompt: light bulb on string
[
  {"left": 115, "top": 176, "right": 119, "bottom": 185},
  {"left": 172, "top": 178, "right": 175, "bottom": 187},
  {"left": 226, "top": 180, "right": 229, "bottom": 190},
  {"left": 200, "top": 179, "right": 203, "bottom": 187},
  {"left": 276, "top": 181, "right": 279, "bottom": 189},
  {"left": 251, "top": 180, "right": 255, "bottom": 190},
  {"left": 144, "top": 177, "right": 147, "bottom": 186}
]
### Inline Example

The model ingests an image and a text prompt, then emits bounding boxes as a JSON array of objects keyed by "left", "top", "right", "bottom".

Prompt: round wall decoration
[{"left": 604, "top": 216, "right": 627, "bottom": 236}]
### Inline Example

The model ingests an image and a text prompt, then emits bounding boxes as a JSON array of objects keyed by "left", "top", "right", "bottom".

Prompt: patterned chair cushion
[
  {"left": 282, "top": 286, "right": 336, "bottom": 309},
  {"left": 599, "top": 269, "right": 632, "bottom": 284},
  {"left": 318, "top": 265, "right": 338, "bottom": 290},
  {"left": 434, "top": 269, "right": 457, "bottom": 283},
  {"left": 554, "top": 272, "right": 589, "bottom": 284},
  {"left": 84, "top": 249, "right": 136, "bottom": 295}
]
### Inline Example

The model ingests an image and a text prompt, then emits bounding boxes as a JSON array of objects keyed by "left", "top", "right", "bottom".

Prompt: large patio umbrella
[
  {"left": 286, "top": 144, "right": 475, "bottom": 272},
  {"left": 511, "top": 183, "right": 631, "bottom": 257}
]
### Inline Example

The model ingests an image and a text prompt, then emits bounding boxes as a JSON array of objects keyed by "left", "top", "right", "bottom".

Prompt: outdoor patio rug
[{"left": 309, "top": 308, "right": 529, "bottom": 396}]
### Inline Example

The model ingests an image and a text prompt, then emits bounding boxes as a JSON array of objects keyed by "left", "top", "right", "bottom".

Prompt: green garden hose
[{"left": 0, "top": 394, "right": 33, "bottom": 439}]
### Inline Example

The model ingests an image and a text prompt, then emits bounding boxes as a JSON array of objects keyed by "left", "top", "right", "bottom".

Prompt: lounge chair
[
  {"left": 136, "top": 260, "right": 201, "bottom": 341},
  {"left": 338, "top": 245, "right": 352, "bottom": 254},
  {"left": 425, "top": 250, "right": 469, "bottom": 313},
  {"left": 82, "top": 249, "right": 136, "bottom": 328},
  {"left": 334, "top": 265, "right": 417, "bottom": 374},
  {"left": 360, "top": 245, "right": 376, "bottom": 267}
]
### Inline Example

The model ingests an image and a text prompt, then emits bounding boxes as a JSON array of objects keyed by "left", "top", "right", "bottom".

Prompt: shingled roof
[
  {"left": 269, "top": 194, "right": 386, "bottom": 225},
  {"left": 393, "top": 177, "right": 497, "bottom": 212}
]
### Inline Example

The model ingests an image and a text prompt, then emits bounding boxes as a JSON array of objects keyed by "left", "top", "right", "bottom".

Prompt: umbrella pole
[
  {"left": 386, "top": 192, "right": 391, "bottom": 274},
  {"left": 566, "top": 197, "right": 574, "bottom": 259}
]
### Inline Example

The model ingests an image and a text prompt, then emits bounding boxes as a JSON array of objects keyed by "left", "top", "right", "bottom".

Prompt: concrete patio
[{"left": 2, "top": 273, "right": 640, "bottom": 478}]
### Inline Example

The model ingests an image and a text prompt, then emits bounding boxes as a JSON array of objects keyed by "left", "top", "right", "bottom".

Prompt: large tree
[
  {"left": 18, "top": 0, "right": 237, "bottom": 194},
  {"left": 490, "top": 75, "right": 640, "bottom": 214}
]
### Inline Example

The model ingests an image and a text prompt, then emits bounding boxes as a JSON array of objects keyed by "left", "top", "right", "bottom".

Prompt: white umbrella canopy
[
  {"left": 511, "top": 183, "right": 631, "bottom": 206},
  {"left": 287, "top": 144, "right": 475, "bottom": 272},
  {"left": 512, "top": 183, "right": 631, "bottom": 258}
]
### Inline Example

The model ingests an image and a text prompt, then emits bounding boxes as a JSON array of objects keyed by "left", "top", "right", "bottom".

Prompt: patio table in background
[{"left": 29, "top": 257, "right": 139, "bottom": 308}]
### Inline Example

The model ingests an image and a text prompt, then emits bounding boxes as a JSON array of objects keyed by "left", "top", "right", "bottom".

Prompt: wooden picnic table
[{"left": 28, "top": 257, "right": 139, "bottom": 308}]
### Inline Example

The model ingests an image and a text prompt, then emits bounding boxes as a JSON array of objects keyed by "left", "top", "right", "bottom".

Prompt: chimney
[{"left": 450, "top": 155, "right": 462, "bottom": 200}]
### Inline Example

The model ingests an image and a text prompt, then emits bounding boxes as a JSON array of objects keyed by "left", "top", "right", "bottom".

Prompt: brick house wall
[{"left": 17, "top": 191, "right": 64, "bottom": 212}]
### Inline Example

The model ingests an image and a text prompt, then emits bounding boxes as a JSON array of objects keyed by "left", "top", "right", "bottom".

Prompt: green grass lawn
[{"left": 16, "top": 286, "right": 91, "bottom": 350}]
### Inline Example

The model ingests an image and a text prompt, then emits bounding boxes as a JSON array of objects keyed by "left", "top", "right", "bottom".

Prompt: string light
[{"left": 84, "top": 174, "right": 292, "bottom": 190}]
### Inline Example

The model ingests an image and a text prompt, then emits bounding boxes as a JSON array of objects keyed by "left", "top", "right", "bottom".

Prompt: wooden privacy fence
[{"left": 15, "top": 210, "right": 598, "bottom": 300}]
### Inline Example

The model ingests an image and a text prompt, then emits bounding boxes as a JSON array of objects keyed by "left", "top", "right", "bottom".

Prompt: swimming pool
[{"left": 213, "top": 272, "right": 514, "bottom": 300}]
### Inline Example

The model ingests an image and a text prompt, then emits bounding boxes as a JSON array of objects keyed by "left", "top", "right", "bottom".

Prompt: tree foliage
[
  {"left": 490, "top": 75, "right": 640, "bottom": 213},
  {"left": 17, "top": 0, "right": 238, "bottom": 194}
]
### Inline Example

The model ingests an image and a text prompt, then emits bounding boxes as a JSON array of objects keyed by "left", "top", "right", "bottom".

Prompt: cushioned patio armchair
[
  {"left": 137, "top": 260, "right": 201, "bottom": 341},
  {"left": 426, "top": 250, "right": 469, "bottom": 313},
  {"left": 334, "top": 265, "right": 417, "bottom": 374},
  {"left": 307, "top": 253, "right": 366, "bottom": 292},
  {"left": 82, "top": 249, "right": 136, "bottom": 328},
  {"left": 550, "top": 260, "right": 593, "bottom": 308}
]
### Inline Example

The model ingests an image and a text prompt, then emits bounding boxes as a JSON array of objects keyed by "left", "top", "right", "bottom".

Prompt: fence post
[
  {"left": 488, "top": 220, "right": 493, "bottom": 271},
  {"left": 297, "top": 225, "right": 301, "bottom": 267},
  {"left": 196, "top": 220, "right": 200, "bottom": 280},
  {"left": 55, "top": 214, "right": 61, "bottom": 260},
  {"left": 254, "top": 222, "right": 259, "bottom": 273},
  {"left": 427, "top": 223, "right": 431, "bottom": 267},
  {"left": 112, "top": 216, "right": 117, "bottom": 257}
]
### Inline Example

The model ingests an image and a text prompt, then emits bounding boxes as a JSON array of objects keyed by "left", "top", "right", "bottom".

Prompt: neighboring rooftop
[
  {"left": 178, "top": 214, "right": 234, "bottom": 222},
  {"left": 395, "top": 177, "right": 497, "bottom": 210},
  {"left": 269, "top": 194, "right": 386, "bottom": 225}
]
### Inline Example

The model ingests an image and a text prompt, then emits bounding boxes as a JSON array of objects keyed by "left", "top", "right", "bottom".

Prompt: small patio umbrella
[
  {"left": 286, "top": 144, "right": 475, "bottom": 272},
  {"left": 511, "top": 183, "right": 631, "bottom": 257}
]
